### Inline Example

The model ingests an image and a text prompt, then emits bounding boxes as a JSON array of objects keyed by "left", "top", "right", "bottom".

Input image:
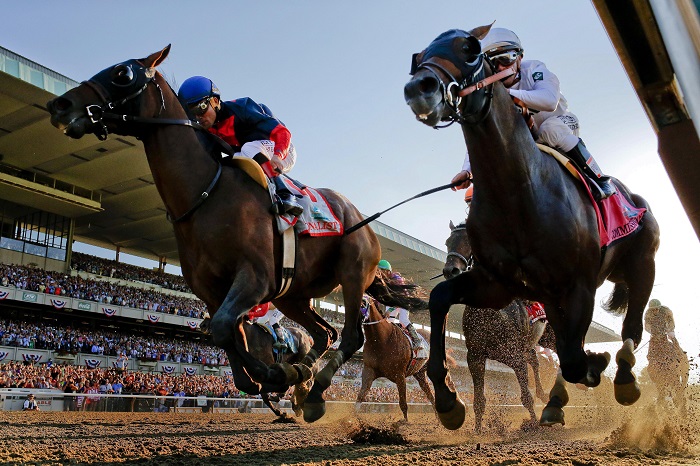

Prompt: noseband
[{"left": 446, "top": 225, "right": 474, "bottom": 273}]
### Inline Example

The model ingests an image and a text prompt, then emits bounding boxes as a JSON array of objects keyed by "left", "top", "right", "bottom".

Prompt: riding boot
[
  {"left": 406, "top": 324, "right": 424, "bottom": 349},
  {"left": 272, "top": 176, "right": 303, "bottom": 216},
  {"left": 565, "top": 140, "right": 616, "bottom": 201},
  {"left": 272, "top": 324, "right": 288, "bottom": 352}
]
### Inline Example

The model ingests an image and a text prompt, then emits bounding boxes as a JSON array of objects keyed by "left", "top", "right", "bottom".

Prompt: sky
[{"left": 2, "top": 1, "right": 699, "bottom": 373}]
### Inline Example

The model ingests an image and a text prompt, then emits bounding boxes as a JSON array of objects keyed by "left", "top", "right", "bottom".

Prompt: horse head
[
  {"left": 443, "top": 220, "right": 472, "bottom": 279},
  {"left": 404, "top": 25, "right": 494, "bottom": 128},
  {"left": 47, "top": 45, "right": 175, "bottom": 140}
]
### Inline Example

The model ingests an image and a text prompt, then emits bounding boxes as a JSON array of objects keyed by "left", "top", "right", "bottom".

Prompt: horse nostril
[{"left": 418, "top": 75, "right": 440, "bottom": 95}]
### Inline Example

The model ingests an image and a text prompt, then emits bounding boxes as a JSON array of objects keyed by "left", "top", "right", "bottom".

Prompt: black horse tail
[
  {"left": 365, "top": 270, "right": 429, "bottom": 311},
  {"left": 602, "top": 283, "right": 629, "bottom": 317}
]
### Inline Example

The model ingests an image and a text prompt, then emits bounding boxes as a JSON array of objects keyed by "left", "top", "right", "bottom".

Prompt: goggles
[
  {"left": 488, "top": 50, "right": 521, "bottom": 67},
  {"left": 189, "top": 97, "right": 212, "bottom": 116}
]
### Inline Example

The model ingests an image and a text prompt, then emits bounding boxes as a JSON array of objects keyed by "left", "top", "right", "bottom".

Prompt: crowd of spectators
[
  {"left": 71, "top": 252, "right": 191, "bottom": 292},
  {"left": 0, "top": 263, "right": 206, "bottom": 319},
  {"left": 0, "top": 318, "right": 227, "bottom": 366}
]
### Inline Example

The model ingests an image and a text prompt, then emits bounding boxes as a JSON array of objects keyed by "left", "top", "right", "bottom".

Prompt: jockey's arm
[{"left": 507, "top": 64, "right": 561, "bottom": 113}]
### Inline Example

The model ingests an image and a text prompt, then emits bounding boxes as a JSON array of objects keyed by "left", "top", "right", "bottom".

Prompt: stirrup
[
  {"left": 279, "top": 197, "right": 303, "bottom": 216},
  {"left": 598, "top": 179, "right": 616, "bottom": 200}
]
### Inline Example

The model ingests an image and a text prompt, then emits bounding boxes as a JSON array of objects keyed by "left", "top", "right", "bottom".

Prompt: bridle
[
  {"left": 411, "top": 35, "right": 517, "bottom": 128},
  {"left": 78, "top": 59, "right": 223, "bottom": 223},
  {"left": 360, "top": 297, "right": 387, "bottom": 326},
  {"left": 446, "top": 224, "right": 475, "bottom": 273}
]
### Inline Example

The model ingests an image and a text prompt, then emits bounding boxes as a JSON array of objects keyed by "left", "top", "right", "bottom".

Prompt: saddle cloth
[
  {"left": 537, "top": 144, "right": 646, "bottom": 248},
  {"left": 230, "top": 156, "right": 343, "bottom": 237},
  {"left": 395, "top": 323, "right": 429, "bottom": 361},
  {"left": 255, "top": 322, "right": 298, "bottom": 355},
  {"left": 526, "top": 301, "right": 547, "bottom": 324}
]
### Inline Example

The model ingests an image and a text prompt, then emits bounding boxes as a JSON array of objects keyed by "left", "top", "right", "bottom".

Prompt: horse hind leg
[
  {"left": 395, "top": 376, "right": 409, "bottom": 423},
  {"left": 540, "top": 370, "right": 570, "bottom": 427},
  {"left": 467, "top": 351, "right": 487, "bottom": 433},
  {"left": 414, "top": 368, "right": 436, "bottom": 408},
  {"left": 525, "top": 348, "right": 548, "bottom": 403},
  {"left": 511, "top": 358, "right": 538, "bottom": 428}
]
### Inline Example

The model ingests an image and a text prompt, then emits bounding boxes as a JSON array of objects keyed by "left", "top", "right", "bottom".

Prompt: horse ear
[
  {"left": 468, "top": 22, "right": 494, "bottom": 41},
  {"left": 449, "top": 220, "right": 455, "bottom": 230},
  {"left": 143, "top": 44, "right": 171, "bottom": 68}
]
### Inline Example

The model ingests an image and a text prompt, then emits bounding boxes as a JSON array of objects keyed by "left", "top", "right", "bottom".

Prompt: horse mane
[{"left": 369, "top": 269, "right": 429, "bottom": 311}]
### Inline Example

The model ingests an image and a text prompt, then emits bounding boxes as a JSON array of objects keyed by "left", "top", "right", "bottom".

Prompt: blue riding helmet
[{"left": 178, "top": 76, "right": 220, "bottom": 104}]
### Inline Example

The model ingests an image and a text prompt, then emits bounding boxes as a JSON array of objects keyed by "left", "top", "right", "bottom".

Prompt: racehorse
[
  {"left": 47, "top": 45, "right": 426, "bottom": 423},
  {"left": 444, "top": 221, "right": 560, "bottom": 431},
  {"left": 644, "top": 301, "right": 689, "bottom": 414},
  {"left": 243, "top": 321, "right": 313, "bottom": 418},
  {"left": 404, "top": 26, "right": 660, "bottom": 429},
  {"left": 355, "top": 297, "right": 435, "bottom": 422}
]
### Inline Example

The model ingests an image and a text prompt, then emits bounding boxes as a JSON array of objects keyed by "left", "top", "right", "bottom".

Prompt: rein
[{"left": 83, "top": 67, "right": 232, "bottom": 224}]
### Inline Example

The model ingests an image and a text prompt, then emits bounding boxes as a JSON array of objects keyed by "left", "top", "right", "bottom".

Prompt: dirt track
[{"left": 1, "top": 398, "right": 698, "bottom": 466}]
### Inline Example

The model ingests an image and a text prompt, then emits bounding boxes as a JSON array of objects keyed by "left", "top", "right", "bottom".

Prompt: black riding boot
[
  {"left": 272, "top": 176, "right": 303, "bottom": 217},
  {"left": 272, "top": 323, "right": 288, "bottom": 351},
  {"left": 406, "top": 323, "right": 424, "bottom": 349},
  {"left": 565, "top": 140, "right": 616, "bottom": 201}
]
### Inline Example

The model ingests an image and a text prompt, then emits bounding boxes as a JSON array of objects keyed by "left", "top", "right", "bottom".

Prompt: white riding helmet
[{"left": 481, "top": 28, "right": 523, "bottom": 56}]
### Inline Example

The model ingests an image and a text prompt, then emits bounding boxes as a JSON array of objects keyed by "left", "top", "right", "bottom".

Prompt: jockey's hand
[{"left": 451, "top": 170, "right": 472, "bottom": 191}]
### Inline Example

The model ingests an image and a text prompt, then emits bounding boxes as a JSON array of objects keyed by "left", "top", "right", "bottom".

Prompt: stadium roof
[{"left": 0, "top": 45, "right": 618, "bottom": 343}]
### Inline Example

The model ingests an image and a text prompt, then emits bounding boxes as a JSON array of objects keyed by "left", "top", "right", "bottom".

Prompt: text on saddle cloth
[
  {"left": 273, "top": 177, "right": 344, "bottom": 237},
  {"left": 536, "top": 144, "right": 646, "bottom": 248},
  {"left": 526, "top": 302, "right": 547, "bottom": 324}
]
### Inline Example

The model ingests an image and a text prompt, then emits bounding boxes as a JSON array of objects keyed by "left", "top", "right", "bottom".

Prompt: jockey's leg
[
  {"left": 565, "top": 140, "right": 616, "bottom": 200},
  {"left": 406, "top": 323, "right": 424, "bottom": 349},
  {"left": 253, "top": 153, "right": 303, "bottom": 216},
  {"left": 272, "top": 323, "right": 287, "bottom": 351}
]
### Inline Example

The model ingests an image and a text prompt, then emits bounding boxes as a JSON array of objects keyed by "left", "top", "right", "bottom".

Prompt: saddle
[{"left": 537, "top": 144, "right": 646, "bottom": 248}]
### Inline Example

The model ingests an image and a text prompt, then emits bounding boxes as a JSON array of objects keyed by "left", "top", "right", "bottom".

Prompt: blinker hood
[{"left": 410, "top": 29, "right": 481, "bottom": 78}]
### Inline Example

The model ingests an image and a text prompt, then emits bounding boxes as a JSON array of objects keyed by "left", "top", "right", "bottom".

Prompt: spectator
[{"left": 22, "top": 393, "right": 39, "bottom": 411}]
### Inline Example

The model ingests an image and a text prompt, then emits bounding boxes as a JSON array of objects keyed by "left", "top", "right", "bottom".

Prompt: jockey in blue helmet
[{"left": 178, "top": 76, "right": 303, "bottom": 216}]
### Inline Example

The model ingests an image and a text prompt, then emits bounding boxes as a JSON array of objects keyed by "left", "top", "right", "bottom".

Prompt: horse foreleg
[
  {"left": 262, "top": 393, "right": 283, "bottom": 417},
  {"left": 467, "top": 350, "right": 486, "bottom": 433},
  {"left": 413, "top": 369, "right": 435, "bottom": 408},
  {"left": 428, "top": 280, "right": 465, "bottom": 430},
  {"left": 614, "top": 338, "right": 640, "bottom": 405},
  {"left": 525, "top": 348, "right": 548, "bottom": 403},
  {"left": 395, "top": 376, "right": 409, "bottom": 423},
  {"left": 512, "top": 358, "right": 538, "bottom": 426},
  {"left": 540, "top": 369, "right": 570, "bottom": 426},
  {"left": 355, "top": 367, "right": 376, "bottom": 414}
]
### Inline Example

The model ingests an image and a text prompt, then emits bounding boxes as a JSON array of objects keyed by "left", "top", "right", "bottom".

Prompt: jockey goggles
[
  {"left": 189, "top": 97, "right": 212, "bottom": 116},
  {"left": 488, "top": 50, "right": 521, "bottom": 67}
]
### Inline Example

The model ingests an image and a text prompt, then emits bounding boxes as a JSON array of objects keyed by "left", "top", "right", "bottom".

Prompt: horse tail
[
  {"left": 365, "top": 270, "right": 429, "bottom": 310},
  {"left": 602, "top": 283, "right": 629, "bottom": 317}
]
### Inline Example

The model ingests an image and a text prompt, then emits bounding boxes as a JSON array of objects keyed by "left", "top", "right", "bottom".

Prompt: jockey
[
  {"left": 251, "top": 303, "right": 288, "bottom": 351},
  {"left": 377, "top": 260, "right": 425, "bottom": 349},
  {"left": 451, "top": 28, "right": 616, "bottom": 202},
  {"left": 178, "top": 76, "right": 303, "bottom": 216}
]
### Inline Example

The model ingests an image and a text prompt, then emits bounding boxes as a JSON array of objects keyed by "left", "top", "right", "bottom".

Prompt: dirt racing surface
[{"left": 1, "top": 398, "right": 698, "bottom": 466}]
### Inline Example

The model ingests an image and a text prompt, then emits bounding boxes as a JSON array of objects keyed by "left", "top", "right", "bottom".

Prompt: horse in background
[
  {"left": 47, "top": 45, "right": 426, "bottom": 424},
  {"left": 244, "top": 321, "right": 313, "bottom": 419},
  {"left": 404, "top": 26, "right": 660, "bottom": 430},
  {"left": 644, "top": 300, "right": 689, "bottom": 414},
  {"left": 444, "top": 221, "right": 560, "bottom": 431},
  {"left": 355, "top": 295, "right": 435, "bottom": 423}
]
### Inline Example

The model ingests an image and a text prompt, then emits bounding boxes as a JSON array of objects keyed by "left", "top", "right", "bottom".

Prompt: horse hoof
[
  {"left": 540, "top": 406, "right": 565, "bottom": 426},
  {"left": 303, "top": 401, "right": 326, "bottom": 423},
  {"left": 614, "top": 381, "right": 641, "bottom": 406},
  {"left": 436, "top": 398, "right": 466, "bottom": 430}
]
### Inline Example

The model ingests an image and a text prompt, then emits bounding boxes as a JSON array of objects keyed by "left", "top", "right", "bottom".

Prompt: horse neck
[
  {"left": 140, "top": 74, "right": 222, "bottom": 219},
  {"left": 461, "top": 83, "right": 541, "bottom": 207}
]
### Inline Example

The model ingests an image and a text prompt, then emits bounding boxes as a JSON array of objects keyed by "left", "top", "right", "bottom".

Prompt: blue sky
[{"left": 3, "top": 1, "right": 699, "bottom": 369}]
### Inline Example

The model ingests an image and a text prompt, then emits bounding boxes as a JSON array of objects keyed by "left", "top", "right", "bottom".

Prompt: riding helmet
[
  {"left": 178, "top": 76, "right": 220, "bottom": 104},
  {"left": 480, "top": 28, "right": 523, "bottom": 56},
  {"left": 378, "top": 259, "right": 392, "bottom": 271}
]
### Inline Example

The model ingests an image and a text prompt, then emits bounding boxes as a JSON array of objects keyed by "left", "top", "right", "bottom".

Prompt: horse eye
[{"left": 111, "top": 64, "right": 134, "bottom": 87}]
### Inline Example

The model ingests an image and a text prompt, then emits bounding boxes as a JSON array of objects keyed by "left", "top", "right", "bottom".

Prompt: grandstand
[{"left": 0, "top": 44, "right": 620, "bottom": 409}]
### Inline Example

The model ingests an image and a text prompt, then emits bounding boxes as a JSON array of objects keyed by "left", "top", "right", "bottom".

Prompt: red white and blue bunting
[
  {"left": 183, "top": 366, "right": 197, "bottom": 376},
  {"left": 85, "top": 359, "right": 102, "bottom": 369},
  {"left": 0, "top": 291, "right": 8, "bottom": 300},
  {"left": 22, "top": 353, "right": 42, "bottom": 364},
  {"left": 102, "top": 307, "right": 117, "bottom": 317},
  {"left": 50, "top": 299, "right": 67, "bottom": 309},
  {"left": 0, "top": 351, "right": 8, "bottom": 362},
  {"left": 186, "top": 320, "right": 199, "bottom": 329},
  {"left": 161, "top": 365, "right": 176, "bottom": 374},
  {"left": 147, "top": 314, "right": 161, "bottom": 323}
]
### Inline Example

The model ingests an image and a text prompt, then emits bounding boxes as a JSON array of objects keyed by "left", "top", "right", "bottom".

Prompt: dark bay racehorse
[
  {"left": 404, "top": 26, "right": 660, "bottom": 429},
  {"left": 356, "top": 297, "right": 435, "bottom": 422},
  {"left": 644, "top": 302, "right": 689, "bottom": 414},
  {"left": 47, "top": 45, "right": 425, "bottom": 423},
  {"left": 244, "top": 321, "right": 313, "bottom": 418},
  {"left": 444, "top": 221, "right": 560, "bottom": 431}
]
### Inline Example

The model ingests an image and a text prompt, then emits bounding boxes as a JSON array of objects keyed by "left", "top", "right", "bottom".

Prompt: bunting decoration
[
  {"left": 50, "top": 299, "right": 67, "bottom": 309},
  {"left": 183, "top": 367, "right": 197, "bottom": 376},
  {"left": 102, "top": 307, "right": 117, "bottom": 317},
  {"left": 161, "top": 365, "right": 176, "bottom": 374},
  {"left": 0, "top": 291, "right": 8, "bottom": 300},
  {"left": 22, "top": 354, "right": 42, "bottom": 364},
  {"left": 147, "top": 314, "right": 161, "bottom": 323},
  {"left": 186, "top": 320, "right": 199, "bottom": 329},
  {"left": 85, "top": 359, "right": 102, "bottom": 369},
  {"left": 0, "top": 351, "right": 8, "bottom": 362}
]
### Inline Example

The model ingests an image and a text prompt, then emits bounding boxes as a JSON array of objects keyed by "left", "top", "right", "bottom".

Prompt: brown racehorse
[
  {"left": 444, "top": 221, "right": 561, "bottom": 431},
  {"left": 404, "top": 27, "right": 660, "bottom": 430},
  {"left": 47, "top": 45, "right": 425, "bottom": 423},
  {"left": 355, "top": 297, "right": 435, "bottom": 422},
  {"left": 243, "top": 321, "right": 313, "bottom": 418},
  {"left": 644, "top": 301, "right": 689, "bottom": 414}
]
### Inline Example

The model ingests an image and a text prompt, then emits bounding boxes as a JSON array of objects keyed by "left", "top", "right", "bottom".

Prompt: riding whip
[{"left": 345, "top": 181, "right": 460, "bottom": 235}]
